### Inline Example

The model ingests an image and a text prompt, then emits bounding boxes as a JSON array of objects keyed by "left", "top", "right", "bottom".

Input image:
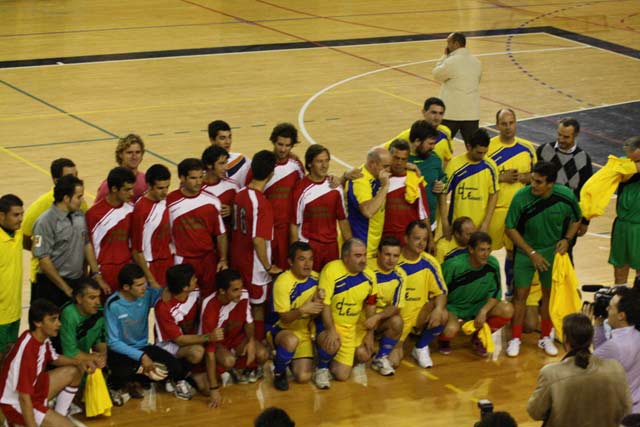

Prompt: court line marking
[{"left": 399, "top": 360, "right": 440, "bottom": 380}]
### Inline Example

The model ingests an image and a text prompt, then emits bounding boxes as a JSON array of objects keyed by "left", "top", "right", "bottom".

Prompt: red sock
[
  {"left": 541, "top": 319, "right": 553, "bottom": 338},
  {"left": 438, "top": 335, "right": 452, "bottom": 343},
  {"left": 254, "top": 320, "right": 265, "bottom": 341},
  {"left": 487, "top": 316, "right": 511, "bottom": 332},
  {"left": 511, "top": 323, "right": 523, "bottom": 339}
]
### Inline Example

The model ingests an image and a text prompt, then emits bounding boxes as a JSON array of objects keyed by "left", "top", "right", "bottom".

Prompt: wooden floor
[{"left": 1, "top": 0, "right": 639, "bottom": 425}]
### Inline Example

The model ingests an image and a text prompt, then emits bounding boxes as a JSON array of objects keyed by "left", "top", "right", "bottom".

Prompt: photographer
[{"left": 593, "top": 287, "right": 640, "bottom": 413}]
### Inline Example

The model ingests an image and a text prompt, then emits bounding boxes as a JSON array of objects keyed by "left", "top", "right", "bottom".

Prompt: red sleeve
[
  {"left": 254, "top": 197, "right": 273, "bottom": 239},
  {"left": 130, "top": 204, "right": 145, "bottom": 252},
  {"left": 201, "top": 299, "right": 220, "bottom": 353},
  {"left": 155, "top": 302, "right": 183, "bottom": 342},
  {"left": 16, "top": 344, "right": 38, "bottom": 395}
]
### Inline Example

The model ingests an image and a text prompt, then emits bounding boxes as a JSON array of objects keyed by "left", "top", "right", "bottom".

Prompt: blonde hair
[{"left": 115, "top": 134, "right": 145, "bottom": 165}]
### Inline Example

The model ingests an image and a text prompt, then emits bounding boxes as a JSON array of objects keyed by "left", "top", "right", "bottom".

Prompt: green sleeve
[
  {"left": 489, "top": 257, "right": 502, "bottom": 300},
  {"left": 505, "top": 192, "right": 523, "bottom": 229}
]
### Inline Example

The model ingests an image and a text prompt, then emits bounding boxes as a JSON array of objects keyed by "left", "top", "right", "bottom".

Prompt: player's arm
[
  {"left": 475, "top": 298, "right": 499, "bottom": 330},
  {"left": 358, "top": 173, "right": 390, "bottom": 218},
  {"left": 216, "top": 233, "right": 228, "bottom": 271},
  {"left": 432, "top": 55, "right": 451, "bottom": 82},
  {"left": 289, "top": 223, "right": 299, "bottom": 245},
  {"left": 205, "top": 351, "right": 222, "bottom": 408},
  {"left": 377, "top": 304, "right": 400, "bottom": 321},
  {"left": 479, "top": 191, "right": 498, "bottom": 233},
  {"left": 253, "top": 237, "right": 281, "bottom": 274},
  {"left": 279, "top": 298, "right": 324, "bottom": 324},
  {"left": 338, "top": 219, "right": 352, "bottom": 241},
  {"left": 506, "top": 227, "right": 550, "bottom": 272},
  {"left": 131, "top": 250, "right": 160, "bottom": 288},
  {"left": 556, "top": 220, "right": 580, "bottom": 255},
  {"left": 83, "top": 242, "right": 111, "bottom": 295},
  {"left": 242, "top": 321, "right": 257, "bottom": 366},
  {"left": 18, "top": 393, "right": 38, "bottom": 427},
  {"left": 438, "top": 193, "right": 451, "bottom": 238},
  {"left": 38, "top": 256, "right": 74, "bottom": 298}
]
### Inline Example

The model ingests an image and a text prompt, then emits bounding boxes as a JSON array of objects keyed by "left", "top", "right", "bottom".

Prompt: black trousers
[
  {"left": 442, "top": 119, "right": 479, "bottom": 145},
  {"left": 107, "top": 345, "right": 189, "bottom": 390},
  {"left": 32, "top": 274, "right": 81, "bottom": 308}
]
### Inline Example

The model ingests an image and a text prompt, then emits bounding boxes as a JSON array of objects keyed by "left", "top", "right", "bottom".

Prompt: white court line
[
  {"left": 587, "top": 232, "right": 611, "bottom": 239},
  {"left": 516, "top": 98, "right": 640, "bottom": 123},
  {"left": 298, "top": 44, "right": 590, "bottom": 168},
  {"left": 545, "top": 32, "right": 640, "bottom": 62}
]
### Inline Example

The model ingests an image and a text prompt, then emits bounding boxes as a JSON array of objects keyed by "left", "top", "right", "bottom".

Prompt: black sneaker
[{"left": 273, "top": 372, "right": 289, "bottom": 391}]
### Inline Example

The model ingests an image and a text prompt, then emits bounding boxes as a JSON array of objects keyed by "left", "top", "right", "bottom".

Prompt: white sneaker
[
  {"left": 538, "top": 336, "right": 559, "bottom": 356},
  {"left": 371, "top": 356, "right": 395, "bottom": 376},
  {"left": 352, "top": 363, "right": 368, "bottom": 386},
  {"left": 313, "top": 368, "right": 331, "bottom": 390},
  {"left": 164, "top": 381, "right": 175, "bottom": 393},
  {"left": 412, "top": 346, "right": 433, "bottom": 368},
  {"left": 506, "top": 338, "right": 521, "bottom": 357},
  {"left": 174, "top": 380, "right": 193, "bottom": 400}
]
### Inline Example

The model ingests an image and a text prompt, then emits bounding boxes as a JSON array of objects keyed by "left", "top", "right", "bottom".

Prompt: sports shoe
[
  {"left": 174, "top": 380, "right": 193, "bottom": 400},
  {"left": 108, "top": 388, "right": 125, "bottom": 407},
  {"left": 164, "top": 380, "right": 175, "bottom": 394},
  {"left": 245, "top": 367, "right": 263, "bottom": 383},
  {"left": 438, "top": 340, "right": 451, "bottom": 355},
  {"left": 538, "top": 336, "right": 559, "bottom": 356},
  {"left": 127, "top": 382, "right": 145, "bottom": 399},
  {"left": 506, "top": 338, "right": 521, "bottom": 357},
  {"left": 371, "top": 356, "right": 395, "bottom": 376},
  {"left": 412, "top": 346, "right": 434, "bottom": 368},
  {"left": 352, "top": 363, "right": 368, "bottom": 385},
  {"left": 471, "top": 333, "right": 488, "bottom": 357},
  {"left": 68, "top": 402, "right": 83, "bottom": 416},
  {"left": 313, "top": 368, "right": 331, "bottom": 390},
  {"left": 230, "top": 368, "right": 248, "bottom": 384},
  {"left": 273, "top": 372, "right": 289, "bottom": 391}
]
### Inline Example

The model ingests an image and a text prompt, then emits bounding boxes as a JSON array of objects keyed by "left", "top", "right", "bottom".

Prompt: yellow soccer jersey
[
  {"left": 368, "top": 259, "right": 406, "bottom": 312},
  {"left": 444, "top": 153, "right": 499, "bottom": 227},
  {"left": 319, "top": 260, "right": 378, "bottom": 328},
  {"left": 398, "top": 252, "right": 447, "bottom": 310},
  {"left": 435, "top": 236, "right": 467, "bottom": 265},
  {"left": 346, "top": 167, "right": 386, "bottom": 258},
  {"left": 385, "top": 124, "right": 453, "bottom": 162},
  {"left": 0, "top": 227, "right": 23, "bottom": 324},
  {"left": 488, "top": 136, "right": 537, "bottom": 208},
  {"left": 273, "top": 270, "right": 319, "bottom": 332}
]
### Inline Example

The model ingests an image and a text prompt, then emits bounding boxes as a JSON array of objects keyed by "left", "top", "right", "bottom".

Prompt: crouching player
[
  {"left": 439, "top": 232, "right": 513, "bottom": 355},
  {"left": 313, "top": 238, "right": 378, "bottom": 389},
  {"left": 269, "top": 242, "right": 324, "bottom": 391}
]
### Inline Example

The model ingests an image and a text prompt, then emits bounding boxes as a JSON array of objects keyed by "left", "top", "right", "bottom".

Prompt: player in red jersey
[
  {"left": 86, "top": 167, "right": 135, "bottom": 293},
  {"left": 167, "top": 158, "right": 228, "bottom": 297},
  {"left": 200, "top": 269, "right": 269, "bottom": 395},
  {"left": 202, "top": 145, "right": 240, "bottom": 233},
  {"left": 0, "top": 299, "right": 91, "bottom": 427},
  {"left": 291, "top": 144, "right": 352, "bottom": 272},
  {"left": 208, "top": 120, "right": 251, "bottom": 187},
  {"left": 383, "top": 139, "right": 431, "bottom": 247},
  {"left": 246, "top": 123, "right": 304, "bottom": 270},
  {"left": 95, "top": 134, "right": 147, "bottom": 204},
  {"left": 231, "top": 150, "right": 281, "bottom": 341},
  {"left": 131, "top": 164, "right": 173, "bottom": 287}
]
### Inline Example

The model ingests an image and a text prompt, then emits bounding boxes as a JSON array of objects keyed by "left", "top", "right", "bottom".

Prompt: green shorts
[
  {"left": 514, "top": 247, "right": 555, "bottom": 289},
  {"left": 447, "top": 305, "right": 480, "bottom": 322},
  {"left": 0, "top": 319, "right": 20, "bottom": 353},
  {"left": 609, "top": 218, "right": 640, "bottom": 270}
]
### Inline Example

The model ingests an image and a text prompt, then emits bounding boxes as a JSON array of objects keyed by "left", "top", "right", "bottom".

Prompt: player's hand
[
  {"left": 406, "top": 162, "right": 421, "bottom": 176},
  {"left": 378, "top": 169, "right": 391, "bottom": 186},
  {"left": 217, "top": 259, "right": 228, "bottom": 272},
  {"left": 500, "top": 169, "right": 519, "bottom": 184},
  {"left": 268, "top": 265, "right": 283, "bottom": 275},
  {"left": 220, "top": 204, "right": 231, "bottom": 218},
  {"left": 518, "top": 172, "right": 532, "bottom": 185},
  {"left": 427, "top": 239, "right": 436, "bottom": 256},
  {"left": 95, "top": 275, "right": 112, "bottom": 295},
  {"left": 363, "top": 314, "right": 380, "bottom": 331},
  {"left": 327, "top": 329, "right": 341, "bottom": 350},
  {"left": 432, "top": 180, "right": 444, "bottom": 194},
  {"left": 328, "top": 174, "right": 342, "bottom": 188},
  {"left": 530, "top": 252, "right": 550, "bottom": 272},
  {"left": 577, "top": 223, "right": 588, "bottom": 237},
  {"left": 300, "top": 299, "right": 324, "bottom": 316},
  {"left": 478, "top": 222, "right": 489, "bottom": 233},
  {"left": 343, "top": 168, "right": 363, "bottom": 182},
  {"left": 94, "top": 352, "right": 107, "bottom": 369},
  {"left": 555, "top": 239, "right": 570, "bottom": 255},
  {"left": 474, "top": 312, "right": 487, "bottom": 330},
  {"left": 140, "top": 354, "right": 156, "bottom": 374},
  {"left": 208, "top": 389, "right": 223, "bottom": 408},
  {"left": 314, "top": 288, "right": 326, "bottom": 303},
  {"left": 209, "top": 328, "right": 224, "bottom": 342}
]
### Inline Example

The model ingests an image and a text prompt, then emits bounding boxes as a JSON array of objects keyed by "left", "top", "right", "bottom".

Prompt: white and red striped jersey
[
  {"left": 200, "top": 289, "right": 252, "bottom": 351},
  {"left": 131, "top": 196, "right": 172, "bottom": 263},
  {"left": 154, "top": 289, "right": 200, "bottom": 342},
  {"left": 292, "top": 176, "right": 347, "bottom": 244},
  {"left": 202, "top": 178, "right": 240, "bottom": 209},
  {"left": 383, "top": 173, "right": 429, "bottom": 243},
  {"left": 226, "top": 152, "right": 251, "bottom": 188},
  {"left": 85, "top": 199, "right": 134, "bottom": 265}
]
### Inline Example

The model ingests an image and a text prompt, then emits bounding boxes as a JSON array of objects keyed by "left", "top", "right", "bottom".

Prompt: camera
[
  {"left": 473, "top": 400, "right": 494, "bottom": 427},
  {"left": 581, "top": 285, "right": 615, "bottom": 318}
]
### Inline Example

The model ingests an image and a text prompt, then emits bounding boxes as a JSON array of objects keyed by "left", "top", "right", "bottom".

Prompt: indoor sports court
[{"left": 1, "top": 1, "right": 639, "bottom": 425}]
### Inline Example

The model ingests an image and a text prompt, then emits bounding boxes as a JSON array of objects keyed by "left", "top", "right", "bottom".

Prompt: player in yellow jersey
[
  {"left": 313, "top": 239, "right": 378, "bottom": 389},
  {"left": 391, "top": 221, "right": 448, "bottom": 368},
  {"left": 440, "top": 129, "right": 499, "bottom": 239},
  {"left": 270, "top": 241, "right": 324, "bottom": 391},
  {"left": 353, "top": 237, "right": 406, "bottom": 376},
  {"left": 435, "top": 216, "right": 475, "bottom": 264}
]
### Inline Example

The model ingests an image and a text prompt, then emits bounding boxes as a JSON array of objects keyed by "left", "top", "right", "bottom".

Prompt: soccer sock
[
  {"left": 54, "top": 385, "right": 78, "bottom": 416},
  {"left": 274, "top": 346, "right": 294, "bottom": 374},
  {"left": 511, "top": 323, "right": 523, "bottom": 340},
  {"left": 375, "top": 336, "right": 398, "bottom": 359},
  {"left": 254, "top": 320, "right": 265, "bottom": 341},
  {"left": 487, "top": 316, "right": 511, "bottom": 333},
  {"left": 504, "top": 258, "right": 514, "bottom": 291},
  {"left": 316, "top": 347, "right": 335, "bottom": 370},
  {"left": 540, "top": 319, "right": 553, "bottom": 338},
  {"left": 416, "top": 325, "right": 444, "bottom": 349}
]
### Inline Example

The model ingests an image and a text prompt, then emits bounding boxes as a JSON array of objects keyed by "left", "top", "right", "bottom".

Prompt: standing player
[
  {"left": 392, "top": 221, "right": 448, "bottom": 368},
  {"left": 440, "top": 128, "right": 499, "bottom": 238},
  {"left": 291, "top": 145, "right": 352, "bottom": 272},
  {"left": 208, "top": 120, "right": 251, "bottom": 186},
  {"left": 95, "top": 134, "right": 147, "bottom": 203},
  {"left": 270, "top": 242, "right": 324, "bottom": 391},
  {"left": 505, "top": 161, "right": 582, "bottom": 357},
  {"left": 231, "top": 150, "right": 280, "bottom": 341},
  {"left": 202, "top": 145, "right": 240, "bottom": 233},
  {"left": 86, "top": 167, "right": 135, "bottom": 293},
  {"left": 246, "top": 123, "right": 304, "bottom": 270},
  {"left": 435, "top": 216, "right": 475, "bottom": 264},
  {"left": 131, "top": 164, "right": 173, "bottom": 287},
  {"left": 167, "top": 158, "right": 228, "bottom": 297},
  {"left": 313, "top": 239, "right": 378, "bottom": 389}
]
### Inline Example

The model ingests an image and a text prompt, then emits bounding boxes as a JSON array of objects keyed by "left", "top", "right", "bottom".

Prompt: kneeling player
[
  {"left": 270, "top": 242, "right": 324, "bottom": 391},
  {"left": 439, "top": 232, "right": 513, "bottom": 355}
]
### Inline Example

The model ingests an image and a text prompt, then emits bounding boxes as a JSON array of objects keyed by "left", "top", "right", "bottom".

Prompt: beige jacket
[
  {"left": 432, "top": 47, "right": 482, "bottom": 121},
  {"left": 527, "top": 355, "right": 631, "bottom": 427}
]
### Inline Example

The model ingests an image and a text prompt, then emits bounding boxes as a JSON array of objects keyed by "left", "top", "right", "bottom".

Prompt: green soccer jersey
[
  {"left": 506, "top": 184, "right": 581, "bottom": 253},
  {"left": 617, "top": 174, "right": 640, "bottom": 223},
  {"left": 409, "top": 153, "right": 446, "bottom": 225},
  {"left": 443, "top": 253, "right": 501, "bottom": 319},
  {"left": 60, "top": 303, "right": 106, "bottom": 357}
]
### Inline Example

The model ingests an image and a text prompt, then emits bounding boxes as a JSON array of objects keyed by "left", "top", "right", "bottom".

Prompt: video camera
[
  {"left": 473, "top": 400, "right": 493, "bottom": 427},
  {"left": 582, "top": 277, "right": 640, "bottom": 318}
]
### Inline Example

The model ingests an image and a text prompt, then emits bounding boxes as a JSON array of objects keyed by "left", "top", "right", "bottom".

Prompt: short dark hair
[
  {"left": 389, "top": 139, "right": 410, "bottom": 153},
  {"left": 202, "top": 145, "right": 229, "bottom": 167},
  {"left": 53, "top": 174, "right": 83, "bottom": 203},
  {"left": 208, "top": 120, "right": 231, "bottom": 140},
  {"left": 450, "top": 32, "right": 466, "bottom": 47},
  {"left": 558, "top": 117, "right": 580, "bottom": 134},
  {"left": 166, "top": 264, "right": 196, "bottom": 295},
  {"left": 423, "top": 97, "right": 445, "bottom": 112},
  {"left": 614, "top": 287, "right": 640, "bottom": 329},
  {"left": 452, "top": 216, "right": 473, "bottom": 235},
  {"left": 29, "top": 299, "right": 60, "bottom": 331},
  {"left": 468, "top": 128, "right": 491, "bottom": 148},
  {"left": 216, "top": 269, "right": 243, "bottom": 292},
  {"left": 378, "top": 236, "right": 402, "bottom": 251},
  {"left": 251, "top": 150, "right": 277, "bottom": 181},
  {"left": 178, "top": 158, "right": 204, "bottom": 178},
  {"left": 269, "top": 123, "right": 298, "bottom": 145},
  {"left": 118, "top": 264, "right": 146, "bottom": 289},
  {"left": 0, "top": 194, "right": 23, "bottom": 214},
  {"left": 73, "top": 278, "right": 101, "bottom": 300},
  {"left": 145, "top": 164, "right": 171, "bottom": 186},
  {"left": 50, "top": 158, "right": 76, "bottom": 180},
  {"left": 304, "top": 144, "right": 330, "bottom": 173},
  {"left": 495, "top": 108, "right": 516, "bottom": 123},
  {"left": 409, "top": 120, "right": 438, "bottom": 143},
  {"left": 107, "top": 166, "right": 136, "bottom": 191},
  {"left": 532, "top": 161, "right": 558, "bottom": 184},
  {"left": 475, "top": 411, "right": 517, "bottom": 427},
  {"left": 562, "top": 313, "right": 593, "bottom": 369},
  {"left": 621, "top": 414, "right": 640, "bottom": 427},
  {"left": 254, "top": 407, "right": 295, "bottom": 427},
  {"left": 469, "top": 231, "right": 492, "bottom": 249},
  {"left": 405, "top": 220, "right": 428, "bottom": 237},
  {"left": 288, "top": 241, "right": 313, "bottom": 262}
]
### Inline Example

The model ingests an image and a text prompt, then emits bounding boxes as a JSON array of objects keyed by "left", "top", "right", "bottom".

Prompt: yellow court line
[
  {"left": 445, "top": 384, "right": 480, "bottom": 403},
  {"left": 400, "top": 360, "right": 440, "bottom": 380},
  {"left": 373, "top": 87, "right": 422, "bottom": 107},
  {"left": 0, "top": 146, "right": 95, "bottom": 200}
]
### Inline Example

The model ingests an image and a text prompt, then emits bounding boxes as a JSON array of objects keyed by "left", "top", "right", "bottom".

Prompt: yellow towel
[
  {"left": 84, "top": 368, "right": 112, "bottom": 418},
  {"left": 405, "top": 170, "right": 426, "bottom": 204},
  {"left": 550, "top": 253, "right": 582, "bottom": 343},
  {"left": 461, "top": 320, "right": 495, "bottom": 353},
  {"left": 579, "top": 155, "right": 637, "bottom": 220}
]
